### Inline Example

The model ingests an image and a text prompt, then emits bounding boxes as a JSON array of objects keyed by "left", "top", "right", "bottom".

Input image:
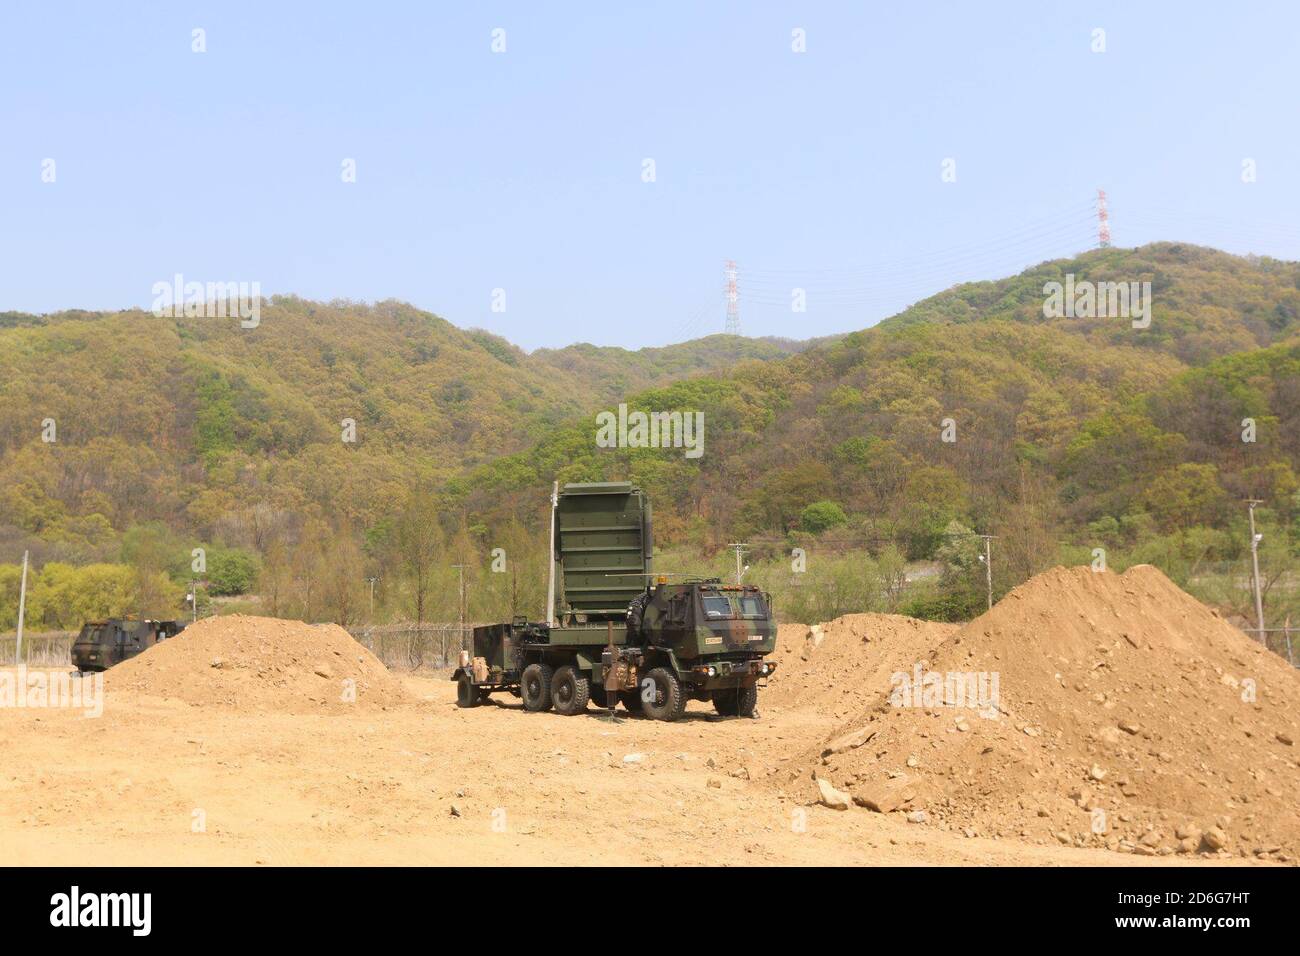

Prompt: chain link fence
[
  {"left": 347, "top": 623, "right": 483, "bottom": 671},
  {"left": 0, "top": 632, "right": 75, "bottom": 666},
  {"left": 0, "top": 624, "right": 481, "bottom": 670},
  {"left": 5, "top": 613, "right": 1293, "bottom": 673}
]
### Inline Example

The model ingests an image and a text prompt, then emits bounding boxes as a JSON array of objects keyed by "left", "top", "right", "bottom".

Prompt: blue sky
[{"left": 2, "top": 1, "right": 1298, "bottom": 349}]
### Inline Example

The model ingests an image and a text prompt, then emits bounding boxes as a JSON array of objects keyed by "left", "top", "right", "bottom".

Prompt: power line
[
  {"left": 666, "top": 192, "right": 1300, "bottom": 343},
  {"left": 739, "top": 202, "right": 1098, "bottom": 280},
  {"left": 742, "top": 218, "right": 1096, "bottom": 291}
]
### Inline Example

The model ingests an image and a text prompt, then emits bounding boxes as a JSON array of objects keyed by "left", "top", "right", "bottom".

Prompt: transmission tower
[
  {"left": 1096, "top": 189, "right": 1111, "bottom": 248},
  {"left": 724, "top": 259, "right": 740, "bottom": 334}
]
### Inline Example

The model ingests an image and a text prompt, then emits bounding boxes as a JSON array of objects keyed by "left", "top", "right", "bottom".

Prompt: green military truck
[
  {"left": 452, "top": 481, "right": 777, "bottom": 721},
  {"left": 71, "top": 618, "right": 188, "bottom": 672}
]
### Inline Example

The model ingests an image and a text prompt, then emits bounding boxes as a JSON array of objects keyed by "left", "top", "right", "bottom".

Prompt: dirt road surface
[
  {"left": 0, "top": 674, "right": 1268, "bottom": 867},
  {"left": 3, "top": 565, "right": 1294, "bottom": 867}
]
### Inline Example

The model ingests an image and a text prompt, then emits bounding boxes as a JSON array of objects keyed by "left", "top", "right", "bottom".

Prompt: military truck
[
  {"left": 451, "top": 481, "right": 777, "bottom": 721},
  {"left": 71, "top": 619, "right": 187, "bottom": 672}
]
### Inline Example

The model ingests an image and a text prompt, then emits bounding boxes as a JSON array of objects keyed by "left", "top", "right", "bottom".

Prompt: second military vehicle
[
  {"left": 451, "top": 481, "right": 777, "bottom": 721},
  {"left": 71, "top": 619, "right": 187, "bottom": 672}
]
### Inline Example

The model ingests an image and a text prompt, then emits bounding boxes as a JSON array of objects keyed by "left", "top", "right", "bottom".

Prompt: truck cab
[
  {"left": 633, "top": 580, "right": 776, "bottom": 658},
  {"left": 619, "top": 579, "right": 776, "bottom": 716},
  {"left": 71, "top": 619, "right": 187, "bottom": 672}
]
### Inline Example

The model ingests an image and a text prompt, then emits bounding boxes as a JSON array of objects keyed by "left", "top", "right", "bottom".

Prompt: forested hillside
[
  {"left": 3, "top": 242, "right": 1299, "bottom": 633},
  {"left": 0, "top": 299, "right": 801, "bottom": 559},
  {"left": 463, "top": 243, "right": 1300, "bottom": 626},
  {"left": 469, "top": 244, "right": 1300, "bottom": 535}
]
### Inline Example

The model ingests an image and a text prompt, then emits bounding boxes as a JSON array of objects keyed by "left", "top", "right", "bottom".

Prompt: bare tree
[
  {"left": 395, "top": 487, "right": 443, "bottom": 628},
  {"left": 322, "top": 533, "right": 365, "bottom": 626}
]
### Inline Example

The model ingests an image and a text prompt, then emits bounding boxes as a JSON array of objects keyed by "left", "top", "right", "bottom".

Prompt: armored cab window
[
  {"left": 701, "top": 593, "right": 732, "bottom": 619},
  {"left": 668, "top": 594, "right": 688, "bottom": 624}
]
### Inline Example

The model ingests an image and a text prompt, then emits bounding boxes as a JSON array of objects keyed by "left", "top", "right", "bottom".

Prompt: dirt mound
[
  {"left": 767, "top": 615, "right": 958, "bottom": 719},
  {"left": 786, "top": 566, "right": 1300, "bottom": 863},
  {"left": 105, "top": 615, "right": 406, "bottom": 713}
]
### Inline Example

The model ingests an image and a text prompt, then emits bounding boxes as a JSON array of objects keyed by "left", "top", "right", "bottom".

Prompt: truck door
[
  {"left": 666, "top": 592, "right": 689, "bottom": 643},
  {"left": 125, "top": 624, "right": 147, "bottom": 660},
  {"left": 112, "top": 624, "right": 130, "bottom": 666}
]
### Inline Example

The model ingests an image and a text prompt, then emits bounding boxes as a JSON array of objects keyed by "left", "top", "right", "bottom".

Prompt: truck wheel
[
  {"left": 521, "top": 663, "right": 554, "bottom": 712},
  {"left": 551, "top": 665, "right": 590, "bottom": 716},
  {"left": 642, "top": 667, "right": 687, "bottom": 722},
  {"left": 714, "top": 685, "right": 760, "bottom": 717},
  {"left": 735, "top": 684, "right": 758, "bottom": 717},
  {"left": 456, "top": 674, "right": 479, "bottom": 708}
]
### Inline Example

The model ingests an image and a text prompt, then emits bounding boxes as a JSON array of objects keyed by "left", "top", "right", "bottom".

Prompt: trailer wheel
[
  {"left": 642, "top": 667, "right": 687, "bottom": 722},
  {"left": 521, "top": 663, "right": 554, "bottom": 712},
  {"left": 551, "top": 665, "right": 590, "bottom": 716},
  {"left": 456, "top": 674, "right": 479, "bottom": 708}
]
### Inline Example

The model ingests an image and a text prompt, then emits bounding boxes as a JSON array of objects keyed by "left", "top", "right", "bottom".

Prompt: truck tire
[
  {"left": 713, "top": 685, "right": 758, "bottom": 718},
  {"left": 642, "top": 667, "right": 687, "bottom": 722},
  {"left": 456, "top": 674, "right": 479, "bottom": 708},
  {"left": 551, "top": 665, "right": 590, "bottom": 716},
  {"left": 521, "top": 663, "right": 554, "bottom": 712}
]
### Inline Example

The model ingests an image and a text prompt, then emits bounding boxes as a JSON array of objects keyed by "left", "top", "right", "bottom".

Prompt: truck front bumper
[{"left": 687, "top": 659, "right": 776, "bottom": 690}]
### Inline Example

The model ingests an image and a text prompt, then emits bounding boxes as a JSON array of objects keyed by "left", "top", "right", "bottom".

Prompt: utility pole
[
  {"left": 726, "top": 542, "right": 748, "bottom": 585},
  {"left": 975, "top": 534, "right": 995, "bottom": 611},
  {"left": 15, "top": 550, "right": 29, "bottom": 663},
  {"left": 366, "top": 577, "right": 378, "bottom": 619},
  {"left": 452, "top": 564, "right": 467, "bottom": 652},
  {"left": 1247, "top": 499, "right": 1266, "bottom": 644}
]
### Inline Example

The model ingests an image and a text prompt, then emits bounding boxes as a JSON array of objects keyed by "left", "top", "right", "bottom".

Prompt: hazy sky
[{"left": 3, "top": 1, "right": 1298, "bottom": 349}]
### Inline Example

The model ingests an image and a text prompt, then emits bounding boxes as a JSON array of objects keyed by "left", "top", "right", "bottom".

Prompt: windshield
[
  {"left": 700, "top": 591, "right": 768, "bottom": 619},
  {"left": 701, "top": 594, "right": 732, "bottom": 618}
]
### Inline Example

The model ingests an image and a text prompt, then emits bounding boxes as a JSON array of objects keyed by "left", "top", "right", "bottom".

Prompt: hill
[
  {"left": 468, "top": 244, "right": 1300, "bottom": 545},
  {"left": 0, "top": 299, "right": 803, "bottom": 560},
  {"left": 3, "top": 242, "right": 1300, "bottom": 630}
]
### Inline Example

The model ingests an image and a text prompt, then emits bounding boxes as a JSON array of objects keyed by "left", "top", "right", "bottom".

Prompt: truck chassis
[{"left": 453, "top": 617, "right": 775, "bottom": 722}]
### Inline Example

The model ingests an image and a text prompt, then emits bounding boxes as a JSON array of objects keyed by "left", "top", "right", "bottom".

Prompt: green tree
[
  {"left": 206, "top": 547, "right": 260, "bottom": 596},
  {"left": 800, "top": 501, "right": 848, "bottom": 534},
  {"left": 1142, "top": 463, "right": 1229, "bottom": 531}
]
